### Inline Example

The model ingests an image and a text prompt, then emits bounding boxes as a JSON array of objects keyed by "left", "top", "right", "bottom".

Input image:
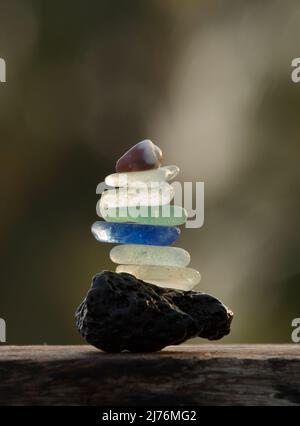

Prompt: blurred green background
[{"left": 0, "top": 0, "right": 300, "bottom": 344}]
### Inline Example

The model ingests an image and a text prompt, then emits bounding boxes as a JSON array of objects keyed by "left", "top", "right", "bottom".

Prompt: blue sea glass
[{"left": 91, "top": 221, "right": 180, "bottom": 246}]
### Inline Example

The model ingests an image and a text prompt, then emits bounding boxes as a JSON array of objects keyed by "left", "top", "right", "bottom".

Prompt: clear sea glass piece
[
  {"left": 100, "top": 182, "right": 174, "bottom": 209},
  {"left": 100, "top": 205, "right": 187, "bottom": 226},
  {"left": 110, "top": 245, "right": 190, "bottom": 267},
  {"left": 105, "top": 165, "right": 179, "bottom": 187},
  {"left": 116, "top": 265, "right": 201, "bottom": 290},
  {"left": 91, "top": 221, "right": 180, "bottom": 245}
]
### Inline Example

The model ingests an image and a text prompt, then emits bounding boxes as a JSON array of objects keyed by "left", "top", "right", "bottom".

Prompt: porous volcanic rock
[{"left": 75, "top": 271, "right": 233, "bottom": 352}]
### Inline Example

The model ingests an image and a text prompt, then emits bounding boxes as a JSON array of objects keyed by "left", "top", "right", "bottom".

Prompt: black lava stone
[{"left": 75, "top": 271, "right": 233, "bottom": 352}]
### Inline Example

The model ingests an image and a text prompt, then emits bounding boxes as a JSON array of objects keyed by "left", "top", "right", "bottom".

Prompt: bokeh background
[{"left": 1, "top": 0, "right": 300, "bottom": 344}]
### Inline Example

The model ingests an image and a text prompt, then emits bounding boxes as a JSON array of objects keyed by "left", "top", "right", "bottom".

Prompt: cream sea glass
[
  {"left": 105, "top": 165, "right": 179, "bottom": 187},
  {"left": 116, "top": 265, "right": 201, "bottom": 290},
  {"left": 100, "top": 182, "right": 174, "bottom": 209},
  {"left": 110, "top": 245, "right": 190, "bottom": 267},
  {"left": 100, "top": 205, "right": 187, "bottom": 226}
]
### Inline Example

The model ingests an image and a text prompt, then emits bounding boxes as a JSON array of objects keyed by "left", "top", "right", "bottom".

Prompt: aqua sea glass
[
  {"left": 110, "top": 245, "right": 190, "bottom": 267},
  {"left": 116, "top": 265, "right": 201, "bottom": 290},
  {"left": 100, "top": 205, "right": 187, "bottom": 226},
  {"left": 91, "top": 222, "right": 180, "bottom": 245}
]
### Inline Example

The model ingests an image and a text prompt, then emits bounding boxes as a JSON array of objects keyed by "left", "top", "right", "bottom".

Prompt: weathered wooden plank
[{"left": 0, "top": 345, "right": 299, "bottom": 406}]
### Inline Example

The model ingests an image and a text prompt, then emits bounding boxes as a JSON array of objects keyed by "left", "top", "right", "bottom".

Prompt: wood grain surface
[{"left": 0, "top": 345, "right": 299, "bottom": 406}]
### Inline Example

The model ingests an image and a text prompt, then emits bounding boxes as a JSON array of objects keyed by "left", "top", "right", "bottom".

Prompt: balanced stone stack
[
  {"left": 91, "top": 139, "right": 201, "bottom": 291},
  {"left": 76, "top": 139, "right": 233, "bottom": 352}
]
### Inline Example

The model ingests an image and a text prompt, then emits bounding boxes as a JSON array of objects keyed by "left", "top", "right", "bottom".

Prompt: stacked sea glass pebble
[{"left": 92, "top": 140, "right": 201, "bottom": 290}]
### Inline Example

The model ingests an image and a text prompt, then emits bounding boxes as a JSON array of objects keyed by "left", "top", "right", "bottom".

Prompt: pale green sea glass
[
  {"left": 116, "top": 265, "right": 201, "bottom": 290},
  {"left": 100, "top": 205, "right": 187, "bottom": 226},
  {"left": 105, "top": 165, "right": 179, "bottom": 187},
  {"left": 110, "top": 245, "right": 190, "bottom": 267},
  {"left": 100, "top": 182, "right": 174, "bottom": 209}
]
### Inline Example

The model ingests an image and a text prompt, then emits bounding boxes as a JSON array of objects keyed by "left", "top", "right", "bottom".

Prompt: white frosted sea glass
[
  {"left": 116, "top": 265, "right": 201, "bottom": 291},
  {"left": 110, "top": 245, "right": 190, "bottom": 267},
  {"left": 100, "top": 182, "right": 174, "bottom": 208},
  {"left": 105, "top": 165, "right": 180, "bottom": 187}
]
